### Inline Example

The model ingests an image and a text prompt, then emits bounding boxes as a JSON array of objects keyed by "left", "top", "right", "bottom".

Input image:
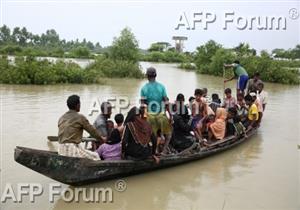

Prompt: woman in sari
[
  {"left": 208, "top": 108, "right": 227, "bottom": 141},
  {"left": 122, "top": 107, "right": 159, "bottom": 162}
]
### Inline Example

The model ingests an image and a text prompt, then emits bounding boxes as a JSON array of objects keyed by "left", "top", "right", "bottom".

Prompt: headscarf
[
  {"left": 210, "top": 108, "right": 227, "bottom": 140},
  {"left": 124, "top": 107, "right": 153, "bottom": 146}
]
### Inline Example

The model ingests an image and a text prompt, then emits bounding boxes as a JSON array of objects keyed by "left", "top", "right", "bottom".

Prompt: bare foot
[{"left": 153, "top": 155, "right": 160, "bottom": 164}]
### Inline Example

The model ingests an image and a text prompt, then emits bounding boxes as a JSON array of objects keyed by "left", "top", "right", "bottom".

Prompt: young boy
[
  {"left": 236, "top": 93, "right": 248, "bottom": 124},
  {"left": 202, "top": 88, "right": 210, "bottom": 103},
  {"left": 114, "top": 113, "right": 124, "bottom": 135},
  {"left": 226, "top": 107, "right": 247, "bottom": 137},
  {"left": 191, "top": 89, "right": 207, "bottom": 141},
  {"left": 222, "top": 88, "right": 237, "bottom": 110},
  {"left": 244, "top": 94, "right": 259, "bottom": 131},
  {"left": 209, "top": 93, "right": 221, "bottom": 113},
  {"left": 249, "top": 92, "right": 263, "bottom": 127}
]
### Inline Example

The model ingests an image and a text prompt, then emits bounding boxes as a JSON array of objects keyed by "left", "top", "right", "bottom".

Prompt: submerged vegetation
[
  {"left": 179, "top": 41, "right": 300, "bottom": 85},
  {"left": 0, "top": 27, "right": 143, "bottom": 84}
]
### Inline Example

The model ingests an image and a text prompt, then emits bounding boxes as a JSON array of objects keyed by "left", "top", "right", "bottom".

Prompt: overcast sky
[{"left": 1, "top": 0, "right": 299, "bottom": 52}]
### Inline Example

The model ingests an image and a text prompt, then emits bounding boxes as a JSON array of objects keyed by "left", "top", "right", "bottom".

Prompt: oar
[
  {"left": 223, "top": 65, "right": 226, "bottom": 99},
  {"left": 47, "top": 136, "right": 97, "bottom": 142}
]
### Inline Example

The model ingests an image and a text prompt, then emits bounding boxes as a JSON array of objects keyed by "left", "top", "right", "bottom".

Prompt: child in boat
[
  {"left": 187, "top": 96, "right": 195, "bottom": 116},
  {"left": 202, "top": 87, "right": 210, "bottom": 103},
  {"left": 97, "top": 129, "right": 122, "bottom": 160},
  {"left": 114, "top": 113, "right": 124, "bottom": 135},
  {"left": 236, "top": 93, "right": 248, "bottom": 124},
  {"left": 209, "top": 93, "right": 221, "bottom": 113},
  {"left": 222, "top": 88, "right": 237, "bottom": 110},
  {"left": 244, "top": 94, "right": 259, "bottom": 131},
  {"left": 191, "top": 89, "right": 207, "bottom": 141},
  {"left": 226, "top": 107, "right": 247, "bottom": 137},
  {"left": 249, "top": 92, "right": 263, "bottom": 127}
]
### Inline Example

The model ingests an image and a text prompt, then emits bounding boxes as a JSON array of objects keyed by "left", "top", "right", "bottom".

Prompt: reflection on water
[{"left": 1, "top": 62, "right": 299, "bottom": 210}]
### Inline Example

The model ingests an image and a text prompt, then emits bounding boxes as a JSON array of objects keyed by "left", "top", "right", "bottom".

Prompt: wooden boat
[{"left": 14, "top": 129, "right": 257, "bottom": 186}]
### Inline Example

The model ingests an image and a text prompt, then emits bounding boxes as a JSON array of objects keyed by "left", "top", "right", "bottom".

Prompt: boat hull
[{"left": 14, "top": 129, "right": 257, "bottom": 186}]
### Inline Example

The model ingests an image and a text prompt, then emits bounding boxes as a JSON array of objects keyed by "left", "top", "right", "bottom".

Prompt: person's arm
[
  {"left": 140, "top": 87, "right": 147, "bottom": 105},
  {"left": 224, "top": 63, "right": 237, "bottom": 82},
  {"left": 81, "top": 115, "right": 106, "bottom": 144},
  {"left": 162, "top": 85, "right": 168, "bottom": 102},
  {"left": 223, "top": 63, "right": 234, "bottom": 68},
  {"left": 224, "top": 75, "right": 235, "bottom": 83},
  {"left": 121, "top": 126, "right": 129, "bottom": 159}
]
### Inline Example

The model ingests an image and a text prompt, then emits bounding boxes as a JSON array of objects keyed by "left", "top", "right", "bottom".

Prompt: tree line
[{"left": 0, "top": 25, "right": 103, "bottom": 58}]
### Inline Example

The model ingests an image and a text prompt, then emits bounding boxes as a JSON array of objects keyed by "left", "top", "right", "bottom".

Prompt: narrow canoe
[{"left": 14, "top": 129, "right": 257, "bottom": 186}]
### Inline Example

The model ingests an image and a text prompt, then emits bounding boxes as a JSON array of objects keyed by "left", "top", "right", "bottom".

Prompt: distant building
[{"left": 172, "top": 36, "right": 188, "bottom": 52}]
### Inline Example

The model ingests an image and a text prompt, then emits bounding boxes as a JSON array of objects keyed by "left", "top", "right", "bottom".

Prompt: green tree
[
  {"left": 234, "top": 42, "right": 256, "bottom": 57},
  {"left": 148, "top": 42, "right": 171, "bottom": 52},
  {"left": 110, "top": 27, "right": 140, "bottom": 62},
  {"left": 194, "top": 40, "right": 222, "bottom": 73},
  {"left": 0, "top": 25, "right": 11, "bottom": 44}
]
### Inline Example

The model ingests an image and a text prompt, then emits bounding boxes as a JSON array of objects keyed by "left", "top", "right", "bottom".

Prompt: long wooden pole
[{"left": 223, "top": 65, "right": 226, "bottom": 99}]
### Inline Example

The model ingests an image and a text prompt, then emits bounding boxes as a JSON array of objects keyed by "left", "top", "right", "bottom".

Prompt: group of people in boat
[{"left": 57, "top": 60, "right": 268, "bottom": 162}]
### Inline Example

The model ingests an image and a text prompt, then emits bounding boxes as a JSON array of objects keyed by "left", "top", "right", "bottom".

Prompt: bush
[
  {"left": 85, "top": 57, "right": 143, "bottom": 79},
  {"left": 178, "top": 62, "right": 196, "bottom": 70}
]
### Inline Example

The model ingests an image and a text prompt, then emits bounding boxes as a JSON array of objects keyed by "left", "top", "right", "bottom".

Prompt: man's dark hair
[
  {"left": 254, "top": 72, "right": 260, "bottom": 77},
  {"left": 67, "top": 95, "right": 80, "bottom": 110},
  {"left": 101, "top": 102, "right": 112, "bottom": 114},
  {"left": 194, "top": 88, "right": 204, "bottom": 96},
  {"left": 114, "top": 113, "right": 124, "bottom": 124},
  {"left": 233, "top": 60, "right": 240, "bottom": 64},
  {"left": 244, "top": 94, "right": 253, "bottom": 102},
  {"left": 176, "top": 93, "right": 185, "bottom": 101},
  {"left": 225, "top": 88, "right": 232, "bottom": 94}
]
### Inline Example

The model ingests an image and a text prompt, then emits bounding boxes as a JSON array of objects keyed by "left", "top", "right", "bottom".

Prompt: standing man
[
  {"left": 224, "top": 60, "right": 249, "bottom": 96},
  {"left": 58, "top": 95, "right": 105, "bottom": 160},
  {"left": 140, "top": 67, "right": 172, "bottom": 155},
  {"left": 246, "top": 72, "right": 263, "bottom": 94}
]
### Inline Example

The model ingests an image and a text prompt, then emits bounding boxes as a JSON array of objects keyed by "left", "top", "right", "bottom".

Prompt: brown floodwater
[{"left": 0, "top": 62, "right": 299, "bottom": 210}]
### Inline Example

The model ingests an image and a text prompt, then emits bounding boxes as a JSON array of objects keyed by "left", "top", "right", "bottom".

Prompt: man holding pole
[{"left": 224, "top": 60, "right": 249, "bottom": 96}]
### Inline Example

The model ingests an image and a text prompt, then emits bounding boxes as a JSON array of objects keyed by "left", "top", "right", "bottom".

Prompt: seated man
[
  {"left": 114, "top": 113, "right": 125, "bottom": 135},
  {"left": 58, "top": 95, "right": 105, "bottom": 160},
  {"left": 93, "top": 102, "right": 112, "bottom": 149}
]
